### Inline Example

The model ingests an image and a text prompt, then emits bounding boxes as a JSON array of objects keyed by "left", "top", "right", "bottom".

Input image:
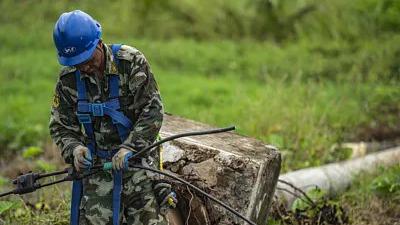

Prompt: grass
[
  {"left": 338, "top": 165, "right": 400, "bottom": 225},
  {"left": 0, "top": 183, "right": 70, "bottom": 225},
  {"left": 1, "top": 38, "right": 399, "bottom": 171}
]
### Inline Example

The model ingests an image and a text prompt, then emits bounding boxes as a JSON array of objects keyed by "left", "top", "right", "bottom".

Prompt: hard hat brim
[{"left": 57, "top": 39, "right": 100, "bottom": 66}]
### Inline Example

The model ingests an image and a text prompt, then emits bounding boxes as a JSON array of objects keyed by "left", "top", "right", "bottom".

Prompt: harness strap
[
  {"left": 94, "top": 149, "right": 123, "bottom": 225},
  {"left": 70, "top": 180, "right": 83, "bottom": 225},
  {"left": 109, "top": 45, "right": 125, "bottom": 225},
  {"left": 109, "top": 44, "right": 126, "bottom": 225},
  {"left": 112, "top": 170, "right": 123, "bottom": 225},
  {"left": 71, "top": 71, "right": 96, "bottom": 225},
  {"left": 107, "top": 74, "right": 132, "bottom": 142},
  {"left": 75, "top": 71, "right": 96, "bottom": 156}
]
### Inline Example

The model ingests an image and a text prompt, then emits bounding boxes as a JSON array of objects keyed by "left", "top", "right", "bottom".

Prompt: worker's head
[
  {"left": 53, "top": 10, "right": 102, "bottom": 67},
  {"left": 74, "top": 41, "right": 104, "bottom": 74}
]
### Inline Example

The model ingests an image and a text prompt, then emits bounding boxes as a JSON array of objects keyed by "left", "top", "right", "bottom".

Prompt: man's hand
[
  {"left": 153, "top": 180, "right": 178, "bottom": 213},
  {"left": 112, "top": 148, "right": 134, "bottom": 171},
  {"left": 73, "top": 146, "right": 92, "bottom": 172}
]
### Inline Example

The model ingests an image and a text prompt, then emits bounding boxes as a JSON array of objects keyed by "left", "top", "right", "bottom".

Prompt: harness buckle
[
  {"left": 77, "top": 102, "right": 90, "bottom": 112},
  {"left": 77, "top": 113, "right": 92, "bottom": 124},
  {"left": 91, "top": 103, "right": 104, "bottom": 116}
]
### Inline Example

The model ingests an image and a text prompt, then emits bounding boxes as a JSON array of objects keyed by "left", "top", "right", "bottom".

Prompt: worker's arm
[
  {"left": 119, "top": 52, "right": 164, "bottom": 153},
  {"left": 49, "top": 75, "right": 85, "bottom": 164}
]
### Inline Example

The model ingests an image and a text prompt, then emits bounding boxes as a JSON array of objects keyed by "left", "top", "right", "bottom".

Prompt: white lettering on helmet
[{"left": 63, "top": 47, "right": 76, "bottom": 54}]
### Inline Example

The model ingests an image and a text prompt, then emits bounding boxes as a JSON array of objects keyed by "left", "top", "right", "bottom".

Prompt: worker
[{"left": 49, "top": 10, "right": 176, "bottom": 225}]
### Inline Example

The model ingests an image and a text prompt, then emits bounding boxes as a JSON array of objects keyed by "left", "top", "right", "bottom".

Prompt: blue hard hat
[{"left": 53, "top": 10, "right": 102, "bottom": 66}]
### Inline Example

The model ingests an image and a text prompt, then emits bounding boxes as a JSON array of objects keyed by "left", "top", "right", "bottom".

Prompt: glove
[
  {"left": 153, "top": 180, "right": 178, "bottom": 213},
  {"left": 112, "top": 148, "right": 134, "bottom": 171},
  {"left": 73, "top": 146, "right": 92, "bottom": 172}
]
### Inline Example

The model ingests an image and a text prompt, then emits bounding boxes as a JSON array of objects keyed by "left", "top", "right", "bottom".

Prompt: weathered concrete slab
[
  {"left": 160, "top": 114, "right": 281, "bottom": 225},
  {"left": 276, "top": 146, "right": 400, "bottom": 208}
]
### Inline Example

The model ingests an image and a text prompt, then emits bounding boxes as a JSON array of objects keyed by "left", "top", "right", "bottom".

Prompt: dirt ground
[{"left": 342, "top": 195, "right": 400, "bottom": 225}]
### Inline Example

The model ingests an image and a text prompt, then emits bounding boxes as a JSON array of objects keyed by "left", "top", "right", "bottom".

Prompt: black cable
[
  {"left": 0, "top": 190, "right": 14, "bottom": 198},
  {"left": 0, "top": 164, "right": 258, "bottom": 225},
  {"left": 91, "top": 126, "right": 236, "bottom": 171},
  {"left": 278, "top": 179, "right": 315, "bottom": 207},
  {"left": 0, "top": 126, "right": 258, "bottom": 225},
  {"left": 78, "top": 163, "right": 258, "bottom": 225},
  {"left": 39, "top": 178, "right": 69, "bottom": 189},
  {"left": 87, "top": 126, "right": 258, "bottom": 224},
  {"left": 38, "top": 168, "right": 69, "bottom": 179},
  {"left": 129, "top": 126, "right": 235, "bottom": 161},
  {"left": 0, "top": 127, "right": 236, "bottom": 198},
  {"left": 130, "top": 164, "right": 258, "bottom": 225},
  {"left": 79, "top": 169, "right": 102, "bottom": 180},
  {"left": 275, "top": 187, "right": 305, "bottom": 203}
]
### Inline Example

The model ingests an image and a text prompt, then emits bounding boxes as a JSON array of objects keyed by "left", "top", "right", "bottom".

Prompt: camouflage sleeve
[
  {"left": 49, "top": 78, "right": 85, "bottom": 164},
  {"left": 120, "top": 55, "right": 164, "bottom": 152}
]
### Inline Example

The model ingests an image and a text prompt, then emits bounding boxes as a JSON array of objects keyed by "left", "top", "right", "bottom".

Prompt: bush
[{"left": 370, "top": 166, "right": 400, "bottom": 198}]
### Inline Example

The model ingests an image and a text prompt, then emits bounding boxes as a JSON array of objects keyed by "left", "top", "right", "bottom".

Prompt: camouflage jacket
[{"left": 49, "top": 43, "right": 164, "bottom": 164}]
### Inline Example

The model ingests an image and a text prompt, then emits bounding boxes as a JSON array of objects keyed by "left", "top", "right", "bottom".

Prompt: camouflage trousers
[{"left": 78, "top": 157, "right": 168, "bottom": 225}]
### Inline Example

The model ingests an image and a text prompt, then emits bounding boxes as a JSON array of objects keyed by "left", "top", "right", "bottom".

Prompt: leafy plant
[
  {"left": 272, "top": 190, "right": 348, "bottom": 225},
  {"left": 22, "top": 146, "right": 44, "bottom": 159},
  {"left": 291, "top": 187, "right": 326, "bottom": 211},
  {"left": 0, "top": 201, "right": 17, "bottom": 215},
  {"left": 370, "top": 166, "right": 400, "bottom": 197}
]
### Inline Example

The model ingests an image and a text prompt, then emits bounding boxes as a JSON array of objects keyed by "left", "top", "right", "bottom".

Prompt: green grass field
[{"left": 1, "top": 38, "right": 399, "bottom": 171}]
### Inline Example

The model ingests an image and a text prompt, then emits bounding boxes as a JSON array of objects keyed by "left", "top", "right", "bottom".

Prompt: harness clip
[{"left": 91, "top": 103, "right": 105, "bottom": 116}]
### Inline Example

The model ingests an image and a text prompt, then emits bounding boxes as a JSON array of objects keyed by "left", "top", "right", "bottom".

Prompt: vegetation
[
  {"left": 339, "top": 165, "right": 400, "bottom": 225},
  {"left": 0, "top": 184, "right": 70, "bottom": 225},
  {"left": 0, "top": 0, "right": 399, "bottom": 224},
  {"left": 269, "top": 165, "right": 400, "bottom": 225}
]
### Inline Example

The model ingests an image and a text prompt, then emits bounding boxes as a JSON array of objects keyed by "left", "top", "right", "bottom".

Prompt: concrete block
[{"left": 160, "top": 114, "right": 281, "bottom": 225}]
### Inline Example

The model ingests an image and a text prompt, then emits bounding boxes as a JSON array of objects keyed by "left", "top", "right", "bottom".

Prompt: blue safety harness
[{"left": 71, "top": 44, "right": 131, "bottom": 225}]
